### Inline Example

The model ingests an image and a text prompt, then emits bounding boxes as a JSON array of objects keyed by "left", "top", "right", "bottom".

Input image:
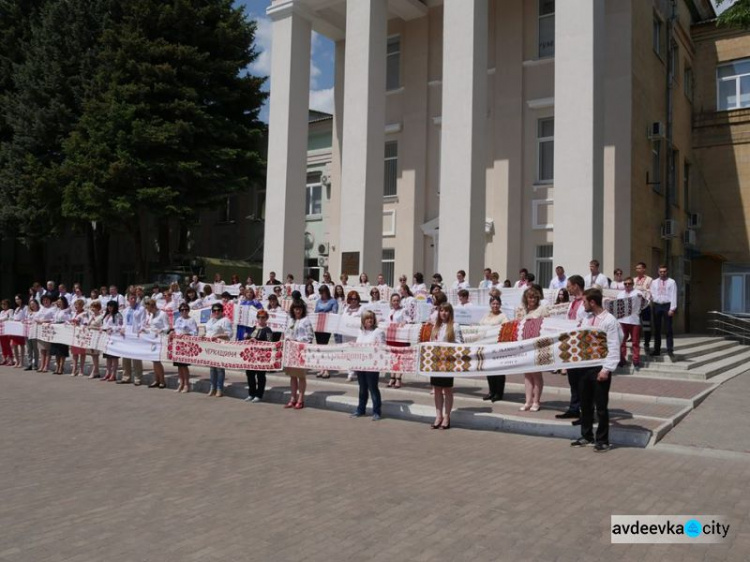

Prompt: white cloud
[{"left": 309, "top": 87, "right": 335, "bottom": 114}]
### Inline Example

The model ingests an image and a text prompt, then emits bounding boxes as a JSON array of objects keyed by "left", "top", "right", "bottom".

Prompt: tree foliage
[
  {"left": 717, "top": 0, "right": 750, "bottom": 29},
  {"left": 61, "top": 0, "right": 267, "bottom": 276}
]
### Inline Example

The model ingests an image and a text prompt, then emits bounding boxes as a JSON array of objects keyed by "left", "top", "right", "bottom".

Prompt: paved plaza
[{"left": 0, "top": 368, "right": 748, "bottom": 562}]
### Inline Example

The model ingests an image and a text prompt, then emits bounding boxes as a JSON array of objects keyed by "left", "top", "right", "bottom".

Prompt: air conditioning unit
[
  {"left": 688, "top": 213, "right": 702, "bottom": 229},
  {"left": 317, "top": 242, "right": 329, "bottom": 256},
  {"left": 661, "top": 219, "right": 677, "bottom": 239},
  {"left": 317, "top": 256, "right": 329, "bottom": 267},
  {"left": 683, "top": 229, "right": 696, "bottom": 246},
  {"left": 648, "top": 121, "right": 665, "bottom": 140}
]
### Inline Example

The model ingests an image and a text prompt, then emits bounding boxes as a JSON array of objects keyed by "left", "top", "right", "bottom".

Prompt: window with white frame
[
  {"left": 722, "top": 264, "right": 750, "bottom": 313},
  {"left": 653, "top": 14, "right": 663, "bottom": 58},
  {"left": 381, "top": 249, "right": 395, "bottom": 287},
  {"left": 384, "top": 141, "right": 398, "bottom": 196},
  {"left": 538, "top": 0, "right": 554, "bottom": 58},
  {"left": 684, "top": 66, "right": 694, "bottom": 101},
  {"left": 535, "top": 245, "right": 554, "bottom": 287},
  {"left": 386, "top": 36, "right": 401, "bottom": 91},
  {"left": 532, "top": 200, "right": 553, "bottom": 230},
  {"left": 717, "top": 59, "right": 750, "bottom": 111},
  {"left": 537, "top": 118, "right": 554, "bottom": 183},
  {"left": 306, "top": 173, "right": 323, "bottom": 218}
]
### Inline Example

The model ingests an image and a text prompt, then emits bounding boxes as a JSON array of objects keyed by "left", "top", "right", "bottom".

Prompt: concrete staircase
[{"left": 616, "top": 335, "right": 750, "bottom": 381}]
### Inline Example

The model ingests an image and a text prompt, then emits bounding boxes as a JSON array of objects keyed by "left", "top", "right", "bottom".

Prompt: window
[
  {"left": 382, "top": 249, "right": 395, "bottom": 287},
  {"left": 304, "top": 258, "right": 322, "bottom": 283},
  {"left": 384, "top": 141, "right": 398, "bottom": 196},
  {"left": 651, "top": 140, "right": 662, "bottom": 194},
  {"left": 306, "top": 173, "right": 322, "bottom": 218},
  {"left": 683, "top": 162, "right": 691, "bottom": 213},
  {"left": 717, "top": 59, "right": 750, "bottom": 111},
  {"left": 538, "top": 0, "right": 555, "bottom": 58},
  {"left": 670, "top": 43, "right": 680, "bottom": 82},
  {"left": 684, "top": 66, "right": 694, "bottom": 101},
  {"left": 386, "top": 36, "right": 401, "bottom": 91},
  {"left": 722, "top": 264, "right": 750, "bottom": 313},
  {"left": 535, "top": 245, "right": 554, "bottom": 287},
  {"left": 653, "top": 15, "right": 663, "bottom": 58},
  {"left": 537, "top": 118, "right": 554, "bottom": 183}
]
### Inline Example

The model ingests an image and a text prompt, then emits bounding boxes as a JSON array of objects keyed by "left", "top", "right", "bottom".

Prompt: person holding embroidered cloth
[
  {"left": 617, "top": 277, "right": 645, "bottom": 369},
  {"left": 350, "top": 310, "right": 386, "bottom": 420},
  {"left": 204, "top": 303, "right": 233, "bottom": 397},
  {"left": 243, "top": 310, "right": 273, "bottom": 403},
  {"left": 172, "top": 304, "right": 198, "bottom": 393},
  {"left": 570, "top": 289, "right": 621, "bottom": 453},
  {"left": 429, "top": 303, "right": 463, "bottom": 430},
  {"left": 284, "top": 300, "right": 314, "bottom": 409},
  {"left": 143, "top": 298, "right": 170, "bottom": 388}
]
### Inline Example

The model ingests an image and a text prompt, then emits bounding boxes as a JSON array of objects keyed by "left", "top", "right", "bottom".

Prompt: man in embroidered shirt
[
  {"left": 633, "top": 262, "right": 653, "bottom": 352},
  {"left": 650, "top": 265, "right": 678, "bottom": 358},
  {"left": 584, "top": 259, "right": 608, "bottom": 289},
  {"left": 556, "top": 275, "right": 588, "bottom": 422},
  {"left": 548, "top": 266, "right": 567, "bottom": 290},
  {"left": 118, "top": 293, "right": 147, "bottom": 385},
  {"left": 570, "top": 288, "right": 621, "bottom": 452}
]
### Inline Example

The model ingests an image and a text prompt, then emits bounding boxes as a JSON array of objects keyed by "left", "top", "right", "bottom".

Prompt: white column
[
  {"left": 437, "top": 0, "right": 488, "bottom": 280},
  {"left": 339, "top": 0, "right": 387, "bottom": 278},
  {"left": 553, "top": 0, "right": 605, "bottom": 276},
  {"left": 262, "top": 2, "right": 312, "bottom": 282}
]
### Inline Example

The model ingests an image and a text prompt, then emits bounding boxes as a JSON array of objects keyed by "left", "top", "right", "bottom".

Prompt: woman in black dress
[{"left": 429, "top": 303, "right": 463, "bottom": 430}]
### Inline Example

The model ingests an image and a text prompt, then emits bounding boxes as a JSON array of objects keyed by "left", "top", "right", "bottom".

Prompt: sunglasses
[{"left": 624, "top": 282, "right": 634, "bottom": 286}]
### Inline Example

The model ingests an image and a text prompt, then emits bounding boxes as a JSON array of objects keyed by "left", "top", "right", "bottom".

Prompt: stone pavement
[
  {"left": 659, "top": 370, "right": 750, "bottom": 454},
  {"left": 0, "top": 368, "right": 749, "bottom": 562}
]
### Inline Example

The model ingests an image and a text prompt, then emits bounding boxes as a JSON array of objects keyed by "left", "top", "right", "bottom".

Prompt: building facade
[{"left": 264, "top": 0, "right": 750, "bottom": 329}]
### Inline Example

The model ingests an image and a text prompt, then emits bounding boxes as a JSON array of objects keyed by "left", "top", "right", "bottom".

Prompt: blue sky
[{"left": 236, "top": 0, "right": 335, "bottom": 121}]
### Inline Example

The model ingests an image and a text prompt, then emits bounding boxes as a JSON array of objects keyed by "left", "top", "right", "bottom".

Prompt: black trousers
[
  {"left": 565, "top": 368, "right": 584, "bottom": 415},
  {"left": 245, "top": 370, "right": 266, "bottom": 398},
  {"left": 640, "top": 306, "right": 652, "bottom": 347},
  {"left": 652, "top": 302, "right": 673, "bottom": 353},
  {"left": 486, "top": 375, "right": 505, "bottom": 399},
  {"left": 579, "top": 367, "right": 611, "bottom": 445}
]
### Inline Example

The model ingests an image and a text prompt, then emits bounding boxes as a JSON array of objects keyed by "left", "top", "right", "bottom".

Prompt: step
[
  {"left": 639, "top": 347, "right": 750, "bottom": 373},
  {"left": 646, "top": 339, "right": 740, "bottom": 361}
]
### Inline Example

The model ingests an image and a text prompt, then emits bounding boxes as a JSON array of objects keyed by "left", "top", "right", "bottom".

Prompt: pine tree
[
  {"left": 717, "top": 0, "right": 750, "bottom": 29},
  {"left": 62, "top": 0, "right": 267, "bottom": 279}
]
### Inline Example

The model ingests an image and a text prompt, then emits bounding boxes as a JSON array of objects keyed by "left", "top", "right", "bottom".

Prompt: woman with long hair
[
  {"left": 517, "top": 287, "right": 549, "bottom": 412},
  {"left": 430, "top": 303, "right": 462, "bottom": 430},
  {"left": 386, "top": 293, "right": 407, "bottom": 389},
  {"left": 11, "top": 294, "right": 27, "bottom": 368},
  {"left": 350, "top": 310, "right": 385, "bottom": 420},
  {"left": 101, "top": 301, "right": 123, "bottom": 381},
  {"left": 314, "top": 284, "right": 338, "bottom": 379},
  {"left": 0, "top": 299, "right": 13, "bottom": 365},
  {"left": 284, "top": 299, "right": 314, "bottom": 409},
  {"left": 341, "top": 291, "right": 363, "bottom": 381}
]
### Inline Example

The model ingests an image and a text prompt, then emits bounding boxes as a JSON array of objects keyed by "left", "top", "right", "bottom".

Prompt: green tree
[
  {"left": 62, "top": 0, "right": 267, "bottom": 280},
  {"left": 717, "top": 0, "right": 750, "bottom": 29}
]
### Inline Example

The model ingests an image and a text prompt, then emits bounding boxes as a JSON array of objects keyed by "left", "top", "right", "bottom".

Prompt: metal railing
[{"left": 707, "top": 311, "right": 750, "bottom": 346}]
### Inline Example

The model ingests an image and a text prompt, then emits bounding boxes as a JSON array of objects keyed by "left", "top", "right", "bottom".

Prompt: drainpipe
[{"left": 664, "top": 0, "right": 677, "bottom": 268}]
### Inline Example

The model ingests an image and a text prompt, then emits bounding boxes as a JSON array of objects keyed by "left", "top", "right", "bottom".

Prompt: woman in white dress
[
  {"left": 516, "top": 287, "right": 550, "bottom": 412},
  {"left": 35, "top": 295, "right": 57, "bottom": 373},
  {"left": 69, "top": 298, "right": 89, "bottom": 376},
  {"left": 143, "top": 298, "right": 171, "bottom": 388},
  {"left": 87, "top": 301, "right": 104, "bottom": 378},
  {"left": 11, "top": 295, "right": 27, "bottom": 368},
  {"left": 172, "top": 304, "right": 199, "bottom": 393},
  {"left": 284, "top": 300, "right": 314, "bottom": 409},
  {"left": 101, "top": 301, "right": 124, "bottom": 382}
]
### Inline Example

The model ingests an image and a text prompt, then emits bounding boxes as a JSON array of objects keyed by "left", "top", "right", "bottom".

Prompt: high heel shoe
[
  {"left": 294, "top": 400, "right": 304, "bottom": 409},
  {"left": 530, "top": 403, "right": 541, "bottom": 412},
  {"left": 387, "top": 378, "right": 396, "bottom": 388},
  {"left": 519, "top": 403, "right": 531, "bottom": 411},
  {"left": 148, "top": 381, "right": 159, "bottom": 388},
  {"left": 440, "top": 421, "right": 451, "bottom": 430},
  {"left": 284, "top": 399, "right": 296, "bottom": 408},
  {"left": 430, "top": 418, "right": 443, "bottom": 429}
]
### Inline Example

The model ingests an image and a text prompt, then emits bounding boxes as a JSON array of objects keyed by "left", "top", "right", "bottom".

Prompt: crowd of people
[{"left": 0, "top": 259, "right": 678, "bottom": 452}]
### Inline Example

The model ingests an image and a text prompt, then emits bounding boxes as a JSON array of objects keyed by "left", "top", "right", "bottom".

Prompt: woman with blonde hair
[
  {"left": 350, "top": 310, "right": 386, "bottom": 420},
  {"left": 517, "top": 287, "right": 549, "bottom": 412},
  {"left": 430, "top": 303, "right": 463, "bottom": 430}
]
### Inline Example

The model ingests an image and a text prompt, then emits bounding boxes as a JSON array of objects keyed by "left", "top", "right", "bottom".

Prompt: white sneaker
[
  {"left": 347, "top": 371, "right": 356, "bottom": 381},
  {"left": 244, "top": 396, "right": 254, "bottom": 402},
  {"left": 251, "top": 397, "right": 262, "bottom": 403}
]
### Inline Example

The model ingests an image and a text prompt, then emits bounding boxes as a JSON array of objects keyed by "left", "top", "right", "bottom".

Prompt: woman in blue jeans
[
  {"left": 204, "top": 304, "right": 232, "bottom": 397},
  {"left": 350, "top": 310, "right": 386, "bottom": 420}
]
